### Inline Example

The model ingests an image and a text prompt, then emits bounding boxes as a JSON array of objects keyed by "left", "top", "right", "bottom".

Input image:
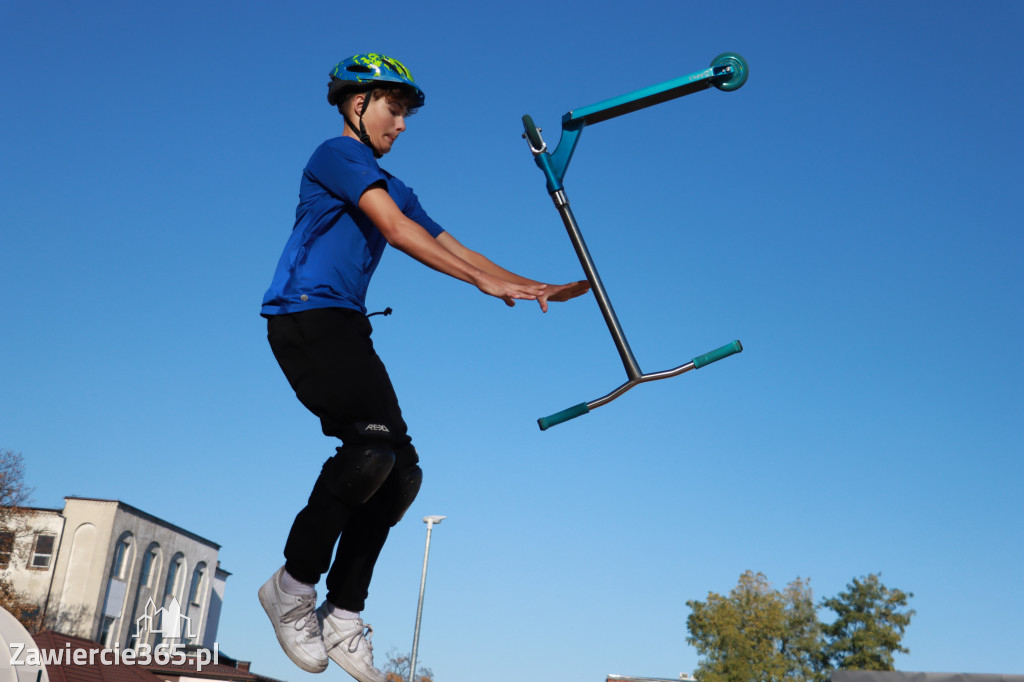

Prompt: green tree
[
  {"left": 821, "top": 574, "right": 914, "bottom": 670},
  {"left": 686, "top": 571, "right": 827, "bottom": 682}
]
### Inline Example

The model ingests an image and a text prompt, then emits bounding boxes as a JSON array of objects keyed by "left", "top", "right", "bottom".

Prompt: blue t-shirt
[{"left": 261, "top": 137, "right": 445, "bottom": 316}]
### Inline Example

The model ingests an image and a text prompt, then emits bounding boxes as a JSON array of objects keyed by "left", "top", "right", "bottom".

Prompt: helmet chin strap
[{"left": 344, "top": 92, "right": 382, "bottom": 158}]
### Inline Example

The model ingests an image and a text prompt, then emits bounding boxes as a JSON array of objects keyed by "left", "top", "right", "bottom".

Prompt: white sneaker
[
  {"left": 316, "top": 605, "right": 386, "bottom": 682},
  {"left": 258, "top": 567, "right": 328, "bottom": 673}
]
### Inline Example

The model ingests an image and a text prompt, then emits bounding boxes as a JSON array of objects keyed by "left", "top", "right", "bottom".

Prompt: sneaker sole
[
  {"left": 258, "top": 585, "right": 328, "bottom": 674},
  {"left": 326, "top": 650, "right": 383, "bottom": 682}
]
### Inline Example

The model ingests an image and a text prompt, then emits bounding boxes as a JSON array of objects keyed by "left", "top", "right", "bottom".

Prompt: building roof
[
  {"left": 143, "top": 652, "right": 281, "bottom": 682},
  {"left": 21, "top": 506, "right": 64, "bottom": 514},
  {"left": 32, "top": 631, "right": 163, "bottom": 682},
  {"left": 63, "top": 498, "right": 221, "bottom": 550}
]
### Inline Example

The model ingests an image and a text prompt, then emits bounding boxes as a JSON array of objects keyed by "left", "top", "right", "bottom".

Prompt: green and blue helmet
[{"left": 327, "top": 53, "right": 425, "bottom": 109}]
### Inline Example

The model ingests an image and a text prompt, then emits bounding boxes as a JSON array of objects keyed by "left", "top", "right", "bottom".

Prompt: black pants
[{"left": 267, "top": 307, "right": 418, "bottom": 611}]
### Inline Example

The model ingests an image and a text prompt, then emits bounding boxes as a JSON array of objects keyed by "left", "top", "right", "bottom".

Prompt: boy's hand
[
  {"left": 537, "top": 280, "right": 591, "bottom": 312},
  {"left": 476, "top": 273, "right": 545, "bottom": 307},
  {"left": 475, "top": 272, "right": 590, "bottom": 313}
]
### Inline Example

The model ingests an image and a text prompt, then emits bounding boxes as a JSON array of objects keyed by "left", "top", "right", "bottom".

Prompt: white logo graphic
[
  {"left": 6, "top": 595, "right": 218, "bottom": 671},
  {"left": 134, "top": 597, "right": 197, "bottom": 640}
]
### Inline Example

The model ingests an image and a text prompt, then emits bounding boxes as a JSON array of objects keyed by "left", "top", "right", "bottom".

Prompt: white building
[{"left": 0, "top": 497, "right": 229, "bottom": 650}]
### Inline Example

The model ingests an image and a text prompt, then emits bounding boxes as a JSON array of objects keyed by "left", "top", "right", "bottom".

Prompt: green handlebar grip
[
  {"left": 692, "top": 340, "right": 743, "bottom": 369},
  {"left": 538, "top": 402, "right": 590, "bottom": 430}
]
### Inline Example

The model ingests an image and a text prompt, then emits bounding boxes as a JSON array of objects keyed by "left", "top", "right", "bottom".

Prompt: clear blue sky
[{"left": 2, "top": 1, "right": 1021, "bottom": 680}]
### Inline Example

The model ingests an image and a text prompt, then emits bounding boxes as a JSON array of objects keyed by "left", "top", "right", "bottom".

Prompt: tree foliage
[
  {"left": 686, "top": 571, "right": 826, "bottom": 682},
  {"left": 0, "top": 448, "right": 39, "bottom": 632},
  {"left": 686, "top": 571, "right": 914, "bottom": 681},
  {"left": 821, "top": 574, "right": 914, "bottom": 670},
  {"left": 0, "top": 579, "right": 41, "bottom": 632},
  {"left": 383, "top": 649, "right": 434, "bottom": 682},
  {"left": 0, "top": 449, "right": 33, "bottom": 519}
]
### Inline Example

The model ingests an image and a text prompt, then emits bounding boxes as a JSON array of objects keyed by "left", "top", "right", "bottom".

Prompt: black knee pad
[
  {"left": 320, "top": 445, "right": 396, "bottom": 506},
  {"left": 387, "top": 463, "right": 423, "bottom": 526}
]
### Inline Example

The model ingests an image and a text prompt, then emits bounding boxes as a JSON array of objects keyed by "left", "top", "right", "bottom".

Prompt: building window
[
  {"left": 111, "top": 537, "right": 131, "bottom": 579},
  {"left": 31, "top": 533, "right": 56, "bottom": 569},
  {"left": 140, "top": 547, "right": 158, "bottom": 587},
  {"left": 0, "top": 531, "right": 14, "bottom": 568},
  {"left": 165, "top": 555, "right": 184, "bottom": 600},
  {"left": 98, "top": 616, "right": 116, "bottom": 648},
  {"left": 188, "top": 564, "right": 206, "bottom": 606}
]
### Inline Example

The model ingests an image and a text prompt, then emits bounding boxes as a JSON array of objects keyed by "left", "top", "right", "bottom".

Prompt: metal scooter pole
[{"left": 550, "top": 188, "right": 642, "bottom": 382}]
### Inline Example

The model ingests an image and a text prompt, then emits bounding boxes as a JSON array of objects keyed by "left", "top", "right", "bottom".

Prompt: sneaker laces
[
  {"left": 344, "top": 623, "right": 375, "bottom": 659},
  {"left": 281, "top": 593, "right": 320, "bottom": 639}
]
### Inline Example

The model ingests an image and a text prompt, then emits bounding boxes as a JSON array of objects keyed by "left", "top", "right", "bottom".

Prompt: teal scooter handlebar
[{"left": 537, "top": 341, "right": 743, "bottom": 430}]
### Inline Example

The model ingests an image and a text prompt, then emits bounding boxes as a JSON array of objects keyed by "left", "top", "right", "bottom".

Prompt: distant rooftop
[{"left": 63, "top": 497, "right": 222, "bottom": 549}]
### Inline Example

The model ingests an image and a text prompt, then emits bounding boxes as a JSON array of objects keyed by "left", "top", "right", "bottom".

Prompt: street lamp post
[{"left": 409, "top": 515, "right": 445, "bottom": 682}]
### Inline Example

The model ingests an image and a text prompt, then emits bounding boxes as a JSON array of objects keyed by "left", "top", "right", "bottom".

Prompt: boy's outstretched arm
[
  {"left": 359, "top": 186, "right": 589, "bottom": 311},
  {"left": 436, "top": 232, "right": 590, "bottom": 312},
  {"left": 360, "top": 186, "right": 543, "bottom": 306}
]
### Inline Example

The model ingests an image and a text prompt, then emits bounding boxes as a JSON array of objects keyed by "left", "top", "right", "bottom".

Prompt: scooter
[{"left": 522, "top": 53, "right": 749, "bottom": 430}]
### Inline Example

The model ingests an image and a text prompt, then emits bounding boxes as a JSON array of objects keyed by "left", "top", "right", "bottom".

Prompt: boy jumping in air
[{"left": 258, "top": 53, "right": 589, "bottom": 682}]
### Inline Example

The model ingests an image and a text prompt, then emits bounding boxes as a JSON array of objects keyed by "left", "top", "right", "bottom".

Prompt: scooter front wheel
[{"left": 710, "top": 52, "right": 748, "bottom": 92}]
